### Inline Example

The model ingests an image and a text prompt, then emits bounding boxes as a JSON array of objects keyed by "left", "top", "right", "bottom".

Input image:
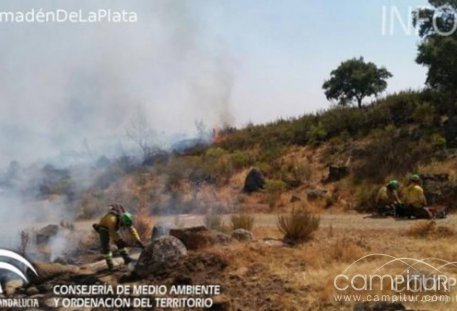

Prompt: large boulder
[
  {"left": 36, "top": 224, "right": 59, "bottom": 245},
  {"left": 243, "top": 168, "right": 266, "bottom": 193},
  {"left": 169, "top": 226, "right": 231, "bottom": 250},
  {"left": 151, "top": 223, "right": 172, "bottom": 240},
  {"left": 134, "top": 236, "right": 187, "bottom": 277}
]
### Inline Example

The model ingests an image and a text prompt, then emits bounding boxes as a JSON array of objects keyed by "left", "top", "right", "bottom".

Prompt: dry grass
[
  {"left": 277, "top": 209, "right": 320, "bottom": 244},
  {"left": 326, "top": 237, "right": 366, "bottom": 263},
  {"left": 231, "top": 214, "right": 255, "bottom": 231},
  {"left": 403, "top": 221, "right": 455, "bottom": 239},
  {"left": 418, "top": 160, "right": 457, "bottom": 180}
]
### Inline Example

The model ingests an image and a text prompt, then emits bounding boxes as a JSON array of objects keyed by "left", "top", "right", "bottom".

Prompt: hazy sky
[{"left": 0, "top": 0, "right": 430, "bottom": 164}]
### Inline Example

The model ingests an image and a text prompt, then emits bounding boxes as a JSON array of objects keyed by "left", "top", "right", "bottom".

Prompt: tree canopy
[
  {"left": 414, "top": 1, "right": 457, "bottom": 99},
  {"left": 322, "top": 57, "right": 392, "bottom": 109}
]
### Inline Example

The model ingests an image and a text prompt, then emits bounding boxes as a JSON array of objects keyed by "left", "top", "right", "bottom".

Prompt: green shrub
[
  {"left": 255, "top": 162, "right": 272, "bottom": 176},
  {"left": 307, "top": 121, "right": 327, "bottom": 145},
  {"left": 231, "top": 151, "right": 253, "bottom": 170},
  {"left": 278, "top": 162, "right": 312, "bottom": 187},
  {"left": 265, "top": 179, "right": 287, "bottom": 193},
  {"left": 355, "top": 184, "right": 378, "bottom": 212},
  {"left": 277, "top": 209, "right": 320, "bottom": 244},
  {"left": 353, "top": 125, "right": 435, "bottom": 182},
  {"left": 413, "top": 102, "right": 435, "bottom": 126},
  {"left": 429, "top": 133, "right": 447, "bottom": 150},
  {"left": 231, "top": 214, "right": 255, "bottom": 231},
  {"left": 205, "top": 147, "right": 227, "bottom": 158},
  {"left": 265, "top": 179, "right": 287, "bottom": 208}
]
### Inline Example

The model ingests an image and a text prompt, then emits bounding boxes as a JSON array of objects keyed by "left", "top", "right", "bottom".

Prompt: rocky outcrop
[
  {"left": 243, "top": 168, "right": 266, "bottom": 193},
  {"left": 134, "top": 236, "right": 187, "bottom": 277}
]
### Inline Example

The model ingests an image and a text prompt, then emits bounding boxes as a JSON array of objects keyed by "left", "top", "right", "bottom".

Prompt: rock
[
  {"left": 243, "top": 167, "right": 266, "bottom": 193},
  {"left": 134, "top": 236, "right": 187, "bottom": 277},
  {"left": 32, "top": 262, "right": 79, "bottom": 284},
  {"left": 36, "top": 224, "right": 59, "bottom": 245},
  {"left": 353, "top": 302, "right": 406, "bottom": 311},
  {"left": 325, "top": 165, "right": 349, "bottom": 183},
  {"left": 231, "top": 229, "right": 254, "bottom": 242},
  {"left": 306, "top": 189, "right": 328, "bottom": 201},
  {"left": 26, "top": 286, "right": 39, "bottom": 296},
  {"left": 209, "top": 295, "right": 232, "bottom": 311},
  {"left": 169, "top": 226, "right": 232, "bottom": 250},
  {"left": 151, "top": 223, "right": 171, "bottom": 240}
]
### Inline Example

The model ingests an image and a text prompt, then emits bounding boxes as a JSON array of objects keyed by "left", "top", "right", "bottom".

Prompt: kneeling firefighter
[
  {"left": 93, "top": 204, "right": 145, "bottom": 270},
  {"left": 376, "top": 180, "right": 402, "bottom": 216}
]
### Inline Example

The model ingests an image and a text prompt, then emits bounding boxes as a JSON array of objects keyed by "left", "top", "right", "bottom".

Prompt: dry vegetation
[
  {"left": 277, "top": 209, "right": 320, "bottom": 244},
  {"left": 216, "top": 221, "right": 457, "bottom": 310},
  {"left": 403, "top": 220, "right": 455, "bottom": 239}
]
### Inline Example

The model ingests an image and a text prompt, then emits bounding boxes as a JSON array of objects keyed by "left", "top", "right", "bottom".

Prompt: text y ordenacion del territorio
[
  {"left": 52, "top": 284, "right": 221, "bottom": 309},
  {"left": 0, "top": 9, "right": 138, "bottom": 23}
]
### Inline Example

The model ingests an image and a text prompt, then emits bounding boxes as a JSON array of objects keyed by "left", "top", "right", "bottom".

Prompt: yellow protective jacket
[
  {"left": 376, "top": 186, "right": 401, "bottom": 205},
  {"left": 403, "top": 184, "right": 427, "bottom": 208},
  {"left": 99, "top": 212, "right": 141, "bottom": 243}
]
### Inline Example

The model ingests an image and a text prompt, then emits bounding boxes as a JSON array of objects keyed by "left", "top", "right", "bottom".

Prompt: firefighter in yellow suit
[
  {"left": 93, "top": 204, "right": 145, "bottom": 270},
  {"left": 403, "top": 175, "right": 432, "bottom": 218}
]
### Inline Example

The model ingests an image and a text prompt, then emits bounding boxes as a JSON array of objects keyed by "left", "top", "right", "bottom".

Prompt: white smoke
[{"left": 0, "top": 0, "right": 236, "bottom": 164}]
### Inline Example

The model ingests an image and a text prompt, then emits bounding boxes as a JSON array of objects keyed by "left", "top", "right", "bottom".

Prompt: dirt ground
[
  {"left": 70, "top": 213, "right": 457, "bottom": 233},
  {"left": 22, "top": 213, "right": 457, "bottom": 311}
]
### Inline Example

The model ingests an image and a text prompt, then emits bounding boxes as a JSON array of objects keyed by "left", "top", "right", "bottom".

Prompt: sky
[{"left": 0, "top": 0, "right": 431, "bottom": 164}]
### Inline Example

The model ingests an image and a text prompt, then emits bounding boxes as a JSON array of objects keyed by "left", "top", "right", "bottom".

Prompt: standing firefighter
[
  {"left": 376, "top": 180, "right": 402, "bottom": 216},
  {"left": 93, "top": 204, "right": 145, "bottom": 271}
]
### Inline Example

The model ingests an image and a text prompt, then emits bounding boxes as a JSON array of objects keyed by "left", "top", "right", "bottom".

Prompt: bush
[
  {"left": 353, "top": 125, "right": 435, "bottom": 182},
  {"left": 265, "top": 179, "right": 287, "bottom": 193},
  {"left": 413, "top": 102, "right": 435, "bottom": 126},
  {"left": 231, "top": 214, "right": 255, "bottom": 231},
  {"left": 205, "top": 147, "right": 227, "bottom": 158},
  {"left": 429, "top": 133, "right": 447, "bottom": 150},
  {"left": 307, "top": 121, "right": 327, "bottom": 145},
  {"left": 265, "top": 179, "right": 287, "bottom": 208},
  {"left": 277, "top": 209, "right": 320, "bottom": 244},
  {"left": 355, "top": 184, "right": 378, "bottom": 212},
  {"left": 279, "top": 161, "right": 312, "bottom": 187},
  {"left": 231, "top": 151, "right": 253, "bottom": 170}
]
